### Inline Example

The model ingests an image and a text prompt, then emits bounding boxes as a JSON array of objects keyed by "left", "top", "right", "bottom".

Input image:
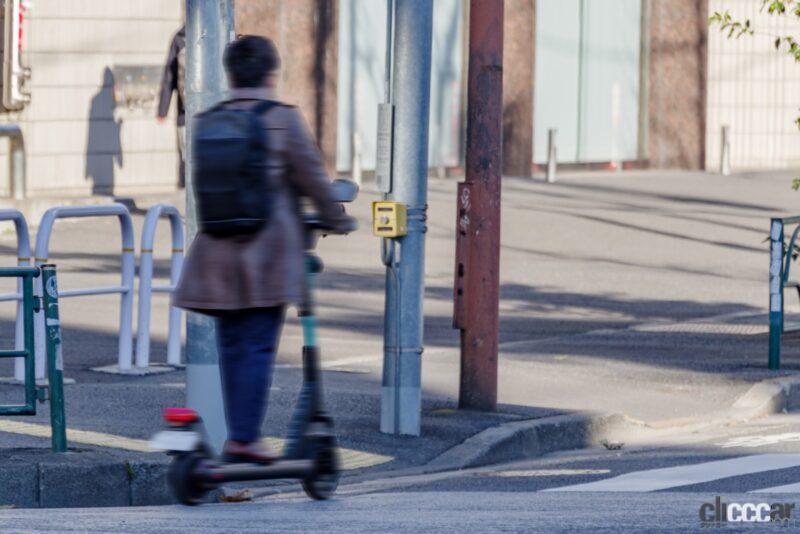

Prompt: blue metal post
[
  {"left": 380, "top": 0, "right": 433, "bottom": 436},
  {"left": 769, "top": 218, "right": 784, "bottom": 370},
  {"left": 185, "top": 0, "right": 234, "bottom": 453}
]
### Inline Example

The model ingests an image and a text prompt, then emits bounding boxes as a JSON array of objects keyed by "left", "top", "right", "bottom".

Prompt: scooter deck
[{"left": 202, "top": 459, "right": 315, "bottom": 483}]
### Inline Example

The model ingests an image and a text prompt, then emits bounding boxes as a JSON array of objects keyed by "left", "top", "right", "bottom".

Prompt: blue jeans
[{"left": 216, "top": 306, "right": 284, "bottom": 443}]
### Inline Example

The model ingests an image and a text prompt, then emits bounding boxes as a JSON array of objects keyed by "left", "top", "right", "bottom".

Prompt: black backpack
[{"left": 192, "top": 100, "right": 276, "bottom": 237}]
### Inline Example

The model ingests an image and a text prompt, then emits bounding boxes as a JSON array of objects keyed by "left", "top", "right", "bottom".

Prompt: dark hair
[{"left": 223, "top": 35, "right": 280, "bottom": 88}]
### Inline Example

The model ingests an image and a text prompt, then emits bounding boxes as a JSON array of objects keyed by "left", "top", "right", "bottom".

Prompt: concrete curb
[
  {"left": 422, "top": 374, "right": 800, "bottom": 473},
  {"left": 0, "top": 449, "right": 181, "bottom": 508},
  {"left": 730, "top": 374, "right": 800, "bottom": 419},
  {"left": 6, "top": 376, "right": 800, "bottom": 508},
  {"left": 425, "top": 412, "right": 635, "bottom": 471}
]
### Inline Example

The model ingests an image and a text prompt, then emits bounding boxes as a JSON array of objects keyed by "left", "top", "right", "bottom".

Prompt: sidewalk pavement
[{"left": 1, "top": 169, "right": 800, "bottom": 506}]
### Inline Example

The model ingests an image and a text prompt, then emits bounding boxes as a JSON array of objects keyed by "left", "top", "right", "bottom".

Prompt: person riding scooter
[{"left": 173, "top": 35, "right": 352, "bottom": 465}]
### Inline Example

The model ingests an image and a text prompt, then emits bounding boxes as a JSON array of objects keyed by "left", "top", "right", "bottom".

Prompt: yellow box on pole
[{"left": 372, "top": 201, "right": 407, "bottom": 237}]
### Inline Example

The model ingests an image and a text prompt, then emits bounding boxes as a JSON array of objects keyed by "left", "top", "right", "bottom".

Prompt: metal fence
[
  {"left": 0, "top": 266, "right": 37, "bottom": 414},
  {"left": 33, "top": 204, "right": 135, "bottom": 377},
  {"left": 768, "top": 216, "right": 800, "bottom": 370},
  {"left": 0, "top": 208, "right": 32, "bottom": 381}
]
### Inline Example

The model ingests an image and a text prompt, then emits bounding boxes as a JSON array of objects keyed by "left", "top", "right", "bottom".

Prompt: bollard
[
  {"left": 546, "top": 128, "right": 557, "bottom": 183},
  {"left": 720, "top": 125, "right": 731, "bottom": 176},
  {"left": 41, "top": 265, "right": 67, "bottom": 452},
  {"left": 135, "top": 204, "right": 184, "bottom": 369},
  {"left": 351, "top": 132, "right": 362, "bottom": 186},
  {"left": 610, "top": 82, "right": 621, "bottom": 172}
]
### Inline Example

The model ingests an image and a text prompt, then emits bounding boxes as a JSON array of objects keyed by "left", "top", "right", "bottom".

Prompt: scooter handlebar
[
  {"left": 302, "top": 179, "right": 358, "bottom": 243},
  {"left": 303, "top": 214, "right": 358, "bottom": 236},
  {"left": 330, "top": 179, "right": 359, "bottom": 204}
]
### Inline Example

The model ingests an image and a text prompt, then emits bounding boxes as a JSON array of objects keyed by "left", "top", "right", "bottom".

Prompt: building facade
[
  {"left": 0, "top": 0, "right": 183, "bottom": 198},
  {"left": 706, "top": 0, "right": 800, "bottom": 170},
  {"left": 0, "top": 0, "right": 796, "bottom": 203},
  {"left": 335, "top": 0, "right": 714, "bottom": 174}
]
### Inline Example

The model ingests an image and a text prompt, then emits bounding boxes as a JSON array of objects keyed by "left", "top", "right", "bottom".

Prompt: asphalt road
[
  {"left": 3, "top": 170, "right": 800, "bottom": 445},
  {"left": 5, "top": 413, "right": 800, "bottom": 532},
  {"left": 3, "top": 492, "right": 794, "bottom": 533}
]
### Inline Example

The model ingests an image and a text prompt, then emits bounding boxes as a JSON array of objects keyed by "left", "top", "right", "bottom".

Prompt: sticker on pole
[
  {"left": 55, "top": 344, "right": 64, "bottom": 371},
  {"left": 45, "top": 276, "right": 58, "bottom": 299},
  {"left": 375, "top": 103, "right": 394, "bottom": 194}
]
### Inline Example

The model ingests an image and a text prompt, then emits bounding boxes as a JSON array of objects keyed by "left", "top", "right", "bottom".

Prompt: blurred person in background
[{"left": 157, "top": 25, "right": 186, "bottom": 188}]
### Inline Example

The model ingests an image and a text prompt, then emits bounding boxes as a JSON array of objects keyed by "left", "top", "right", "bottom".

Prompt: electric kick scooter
[{"left": 150, "top": 179, "right": 359, "bottom": 505}]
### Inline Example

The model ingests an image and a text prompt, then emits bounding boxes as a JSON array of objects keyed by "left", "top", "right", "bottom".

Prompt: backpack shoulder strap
[
  {"left": 198, "top": 100, "right": 230, "bottom": 116},
  {"left": 251, "top": 100, "right": 278, "bottom": 116}
]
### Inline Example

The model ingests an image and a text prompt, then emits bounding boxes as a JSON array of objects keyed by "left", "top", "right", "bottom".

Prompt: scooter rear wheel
[
  {"left": 167, "top": 452, "right": 211, "bottom": 505},
  {"left": 302, "top": 437, "right": 340, "bottom": 500}
]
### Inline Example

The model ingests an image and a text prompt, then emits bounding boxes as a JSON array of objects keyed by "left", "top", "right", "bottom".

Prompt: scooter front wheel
[
  {"left": 167, "top": 452, "right": 212, "bottom": 505},
  {"left": 302, "top": 437, "right": 340, "bottom": 500}
]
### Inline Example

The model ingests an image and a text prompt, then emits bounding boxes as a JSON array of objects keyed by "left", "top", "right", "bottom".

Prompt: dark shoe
[{"left": 222, "top": 440, "right": 276, "bottom": 465}]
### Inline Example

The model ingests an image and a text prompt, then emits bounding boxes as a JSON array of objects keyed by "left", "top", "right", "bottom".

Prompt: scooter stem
[
  {"left": 301, "top": 315, "right": 317, "bottom": 348},
  {"left": 300, "top": 253, "right": 320, "bottom": 348}
]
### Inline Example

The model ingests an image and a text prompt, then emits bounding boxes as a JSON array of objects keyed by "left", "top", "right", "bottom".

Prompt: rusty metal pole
[{"left": 454, "top": 0, "right": 503, "bottom": 412}]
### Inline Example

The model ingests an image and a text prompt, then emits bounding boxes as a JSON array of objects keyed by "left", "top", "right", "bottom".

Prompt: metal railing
[
  {"left": 0, "top": 266, "right": 37, "bottom": 414},
  {"left": 33, "top": 204, "right": 135, "bottom": 377},
  {"left": 135, "top": 204, "right": 184, "bottom": 369},
  {"left": 0, "top": 208, "right": 31, "bottom": 381},
  {"left": 0, "top": 265, "right": 67, "bottom": 452},
  {"left": 768, "top": 215, "right": 800, "bottom": 370},
  {"left": 0, "top": 125, "right": 26, "bottom": 199}
]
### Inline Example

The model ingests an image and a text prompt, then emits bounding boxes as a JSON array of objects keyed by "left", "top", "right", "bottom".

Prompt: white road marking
[
  {"left": 274, "top": 354, "right": 381, "bottom": 369},
  {"left": 477, "top": 469, "right": 610, "bottom": 478},
  {"left": 719, "top": 433, "right": 800, "bottom": 449},
  {"left": 752, "top": 481, "right": 800, "bottom": 493},
  {"left": 544, "top": 454, "right": 800, "bottom": 492}
]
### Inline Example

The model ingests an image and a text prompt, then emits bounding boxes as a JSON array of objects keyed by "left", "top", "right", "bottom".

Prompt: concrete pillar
[
  {"left": 647, "top": 0, "right": 708, "bottom": 169},
  {"left": 235, "top": 0, "right": 339, "bottom": 173},
  {"left": 501, "top": 0, "right": 534, "bottom": 178}
]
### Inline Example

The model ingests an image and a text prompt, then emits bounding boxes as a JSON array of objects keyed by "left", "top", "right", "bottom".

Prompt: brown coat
[{"left": 173, "top": 88, "right": 347, "bottom": 311}]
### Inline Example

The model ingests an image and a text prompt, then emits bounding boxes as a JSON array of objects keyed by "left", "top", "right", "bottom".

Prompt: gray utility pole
[
  {"left": 381, "top": 0, "right": 434, "bottom": 436},
  {"left": 185, "top": 0, "right": 234, "bottom": 454}
]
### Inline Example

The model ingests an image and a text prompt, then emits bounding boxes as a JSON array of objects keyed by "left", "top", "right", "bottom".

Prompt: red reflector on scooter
[{"left": 163, "top": 407, "right": 198, "bottom": 423}]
